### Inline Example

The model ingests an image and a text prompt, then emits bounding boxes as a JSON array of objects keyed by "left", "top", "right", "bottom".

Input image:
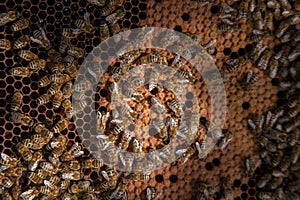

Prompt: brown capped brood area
[{"left": 0, "top": 0, "right": 299, "bottom": 200}]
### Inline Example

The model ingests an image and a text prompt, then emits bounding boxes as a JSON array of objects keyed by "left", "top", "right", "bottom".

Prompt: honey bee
[
  {"left": 166, "top": 99, "right": 182, "bottom": 118},
  {"left": 101, "top": 166, "right": 118, "bottom": 188},
  {"left": 100, "top": 21, "right": 110, "bottom": 41},
  {"left": 28, "top": 172, "right": 43, "bottom": 184},
  {"left": 62, "top": 171, "right": 82, "bottom": 181},
  {"left": 73, "top": 79, "right": 92, "bottom": 92},
  {"left": 284, "top": 115, "right": 300, "bottom": 132},
  {"left": 120, "top": 103, "right": 139, "bottom": 121},
  {"left": 86, "top": 0, "right": 106, "bottom": 6},
  {"left": 257, "top": 173, "right": 272, "bottom": 188},
  {"left": 1, "top": 191, "right": 12, "bottom": 200},
  {"left": 0, "top": 173, "right": 13, "bottom": 188},
  {"left": 30, "top": 27, "right": 52, "bottom": 50},
  {"left": 28, "top": 59, "right": 46, "bottom": 70},
  {"left": 16, "top": 142, "right": 32, "bottom": 161},
  {"left": 11, "top": 18, "right": 30, "bottom": 31},
  {"left": 20, "top": 187, "right": 39, "bottom": 200},
  {"left": 74, "top": 13, "right": 96, "bottom": 34},
  {"left": 40, "top": 162, "right": 58, "bottom": 174},
  {"left": 110, "top": 178, "right": 128, "bottom": 200},
  {"left": 146, "top": 187, "right": 160, "bottom": 200},
  {"left": 10, "top": 112, "right": 34, "bottom": 126},
  {"left": 110, "top": 23, "right": 121, "bottom": 39},
  {"left": 64, "top": 160, "right": 81, "bottom": 171},
  {"left": 0, "top": 39, "right": 11, "bottom": 50},
  {"left": 12, "top": 185, "right": 22, "bottom": 200},
  {"left": 152, "top": 119, "right": 169, "bottom": 144},
  {"left": 268, "top": 52, "right": 282, "bottom": 78},
  {"left": 0, "top": 153, "right": 18, "bottom": 168},
  {"left": 82, "top": 158, "right": 103, "bottom": 169},
  {"left": 275, "top": 22, "right": 290, "bottom": 38},
  {"left": 35, "top": 169, "right": 50, "bottom": 180},
  {"left": 176, "top": 143, "right": 197, "bottom": 164},
  {"left": 13, "top": 35, "right": 30, "bottom": 49},
  {"left": 48, "top": 82, "right": 61, "bottom": 95},
  {"left": 241, "top": 70, "right": 258, "bottom": 91},
  {"left": 61, "top": 142, "right": 84, "bottom": 161},
  {"left": 28, "top": 151, "right": 43, "bottom": 171},
  {"left": 62, "top": 81, "right": 73, "bottom": 99},
  {"left": 0, "top": 11, "right": 19, "bottom": 26},
  {"left": 5, "top": 165, "right": 26, "bottom": 178},
  {"left": 288, "top": 43, "right": 300, "bottom": 62},
  {"left": 150, "top": 96, "right": 166, "bottom": 115},
  {"left": 67, "top": 46, "right": 85, "bottom": 58},
  {"left": 220, "top": 178, "right": 233, "bottom": 200},
  {"left": 10, "top": 91, "right": 22, "bottom": 111},
  {"left": 250, "top": 42, "right": 267, "bottom": 63},
  {"left": 159, "top": 146, "right": 177, "bottom": 165},
  {"left": 39, "top": 186, "right": 56, "bottom": 196},
  {"left": 257, "top": 49, "right": 272, "bottom": 70},
  {"left": 105, "top": 9, "right": 126, "bottom": 25},
  {"left": 48, "top": 62, "right": 65, "bottom": 74},
  {"left": 62, "top": 99, "right": 74, "bottom": 120},
  {"left": 18, "top": 50, "right": 39, "bottom": 61},
  {"left": 252, "top": 10, "right": 264, "bottom": 30},
  {"left": 118, "top": 131, "right": 132, "bottom": 150},
  {"left": 9, "top": 67, "right": 30, "bottom": 77},
  {"left": 61, "top": 28, "right": 83, "bottom": 38},
  {"left": 61, "top": 193, "right": 78, "bottom": 200},
  {"left": 52, "top": 118, "right": 69, "bottom": 133},
  {"left": 44, "top": 176, "right": 60, "bottom": 191},
  {"left": 218, "top": 130, "right": 234, "bottom": 150},
  {"left": 37, "top": 93, "right": 52, "bottom": 105},
  {"left": 58, "top": 180, "right": 70, "bottom": 190},
  {"left": 52, "top": 91, "right": 63, "bottom": 109},
  {"left": 100, "top": 4, "right": 118, "bottom": 16}
]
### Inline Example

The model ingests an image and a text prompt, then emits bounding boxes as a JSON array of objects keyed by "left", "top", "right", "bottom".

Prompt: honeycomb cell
[
  {"left": 205, "top": 162, "right": 213, "bottom": 171},
  {"left": 5, "top": 123, "right": 13, "bottom": 131},
  {"left": 155, "top": 174, "right": 164, "bottom": 183}
]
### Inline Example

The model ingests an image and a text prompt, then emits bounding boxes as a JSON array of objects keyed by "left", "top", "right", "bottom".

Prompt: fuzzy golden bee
[
  {"left": 9, "top": 67, "right": 31, "bottom": 77},
  {"left": 0, "top": 39, "right": 11, "bottom": 50},
  {"left": 0, "top": 11, "right": 19, "bottom": 26},
  {"left": 18, "top": 50, "right": 39, "bottom": 61},
  {"left": 28, "top": 59, "right": 46, "bottom": 70},
  {"left": 11, "top": 18, "right": 29, "bottom": 31},
  {"left": 13, "top": 35, "right": 30, "bottom": 49}
]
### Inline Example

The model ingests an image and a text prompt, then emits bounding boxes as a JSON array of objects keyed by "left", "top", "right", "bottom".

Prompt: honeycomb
[{"left": 0, "top": 0, "right": 299, "bottom": 199}]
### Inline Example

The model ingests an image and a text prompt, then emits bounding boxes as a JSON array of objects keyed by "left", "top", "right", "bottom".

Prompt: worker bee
[
  {"left": 220, "top": 178, "right": 233, "bottom": 200},
  {"left": 40, "top": 162, "right": 58, "bottom": 174},
  {"left": 35, "top": 169, "right": 50, "bottom": 180},
  {"left": 58, "top": 180, "right": 70, "bottom": 190},
  {"left": 30, "top": 27, "right": 52, "bottom": 50},
  {"left": 97, "top": 110, "right": 109, "bottom": 130},
  {"left": 291, "top": 145, "right": 300, "bottom": 164},
  {"left": 82, "top": 158, "right": 103, "bottom": 169},
  {"left": 110, "top": 23, "right": 121, "bottom": 40},
  {"left": 37, "top": 93, "right": 52, "bottom": 105},
  {"left": 105, "top": 8, "right": 126, "bottom": 25},
  {"left": 10, "top": 91, "right": 22, "bottom": 112},
  {"left": 0, "top": 11, "right": 19, "bottom": 26},
  {"left": 86, "top": 0, "right": 106, "bottom": 6},
  {"left": 28, "top": 151, "right": 43, "bottom": 171},
  {"left": 176, "top": 143, "right": 197, "bottom": 164},
  {"left": 218, "top": 130, "right": 234, "bottom": 150},
  {"left": 10, "top": 112, "right": 34, "bottom": 126},
  {"left": 67, "top": 46, "right": 85, "bottom": 58},
  {"left": 110, "top": 178, "right": 128, "bottom": 200},
  {"left": 268, "top": 51, "right": 282, "bottom": 78},
  {"left": 159, "top": 146, "right": 177, "bottom": 165},
  {"left": 153, "top": 119, "right": 169, "bottom": 144},
  {"left": 62, "top": 171, "right": 82, "bottom": 181},
  {"left": 284, "top": 115, "right": 300, "bottom": 132},
  {"left": 275, "top": 22, "right": 290, "bottom": 38},
  {"left": 250, "top": 41, "right": 267, "bottom": 63},
  {"left": 252, "top": 10, "right": 264, "bottom": 30},
  {"left": 257, "top": 173, "right": 272, "bottom": 188},
  {"left": 47, "top": 82, "right": 61, "bottom": 95},
  {"left": 48, "top": 62, "right": 65, "bottom": 74},
  {"left": 99, "top": 21, "right": 110, "bottom": 41},
  {"left": 0, "top": 39, "right": 11, "bottom": 50},
  {"left": 5, "top": 166, "right": 26, "bottom": 177},
  {"left": 38, "top": 76, "right": 52, "bottom": 88},
  {"left": 28, "top": 59, "right": 46, "bottom": 70},
  {"left": 13, "top": 35, "right": 30, "bottom": 49},
  {"left": 176, "top": 69, "right": 195, "bottom": 84},
  {"left": 61, "top": 142, "right": 84, "bottom": 162},
  {"left": 74, "top": 13, "right": 96, "bottom": 34},
  {"left": 100, "top": 4, "right": 118, "bottom": 16},
  {"left": 28, "top": 172, "right": 43, "bottom": 184},
  {"left": 12, "top": 185, "right": 22, "bottom": 200},
  {"left": 288, "top": 43, "right": 300, "bottom": 62},
  {"left": 101, "top": 166, "right": 118, "bottom": 187},
  {"left": 166, "top": 99, "right": 182, "bottom": 118},
  {"left": 61, "top": 28, "right": 83, "bottom": 38},
  {"left": 16, "top": 143, "right": 32, "bottom": 161},
  {"left": 53, "top": 91, "right": 63, "bottom": 109},
  {"left": 0, "top": 153, "right": 18, "bottom": 167},
  {"left": 62, "top": 99, "right": 74, "bottom": 120},
  {"left": 52, "top": 118, "right": 68, "bottom": 133},
  {"left": 0, "top": 173, "right": 13, "bottom": 188},
  {"left": 241, "top": 70, "right": 258, "bottom": 91},
  {"left": 73, "top": 79, "right": 92, "bottom": 92},
  {"left": 120, "top": 103, "right": 139, "bottom": 121},
  {"left": 11, "top": 18, "right": 30, "bottom": 31},
  {"left": 18, "top": 50, "right": 39, "bottom": 61},
  {"left": 9, "top": 67, "right": 30, "bottom": 77},
  {"left": 20, "top": 187, "right": 39, "bottom": 200},
  {"left": 150, "top": 96, "right": 167, "bottom": 115},
  {"left": 118, "top": 131, "right": 132, "bottom": 150},
  {"left": 40, "top": 186, "right": 57, "bottom": 196},
  {"left": 62, "top": 81, "right": 73, "bottom": 99},
  {"left": 257, "top": 49, "right": 272, "bottom": 70},
  {"left": 245, "top": 157, "right": 261, "bottom": 178},
  {"left": 64, "top": 160, "right": 81, "bottom": 171}
]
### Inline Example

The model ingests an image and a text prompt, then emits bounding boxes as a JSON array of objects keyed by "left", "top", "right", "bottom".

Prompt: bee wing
[
  {"left": 101, "top": 170, "right": 109, "bottom": 181},
  {"left": 110, "top": 188, "right": 118, "bottom": 199},
  {"left": 146, "top": 188, "right": 152, "bottom": 200},
  {"left": 248, "top": 119, "right": 256, "bottom": 130},
  {"left": 259, "top": 115, "right": 265, "bottom": 129},
  {"left": 84, "top": 12, "right": 90, "bottom": 22},
  {"left": 0, "top": 164, "right": 9, "bottom": 171},
  {"left": 119, "top": 154, "right": 125, "bottom": 166},
  {"left": 123, "top": 191, "right": 127, "bottom": 200},
  {"left": 265, "top": 111, "right": 272, "bottom": 126},
  {"left": 159, "top": 152, "right": 167, "bottom": 159},
  {"left": 175, "top": 149, "right": 186, "bottom": 155}
]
